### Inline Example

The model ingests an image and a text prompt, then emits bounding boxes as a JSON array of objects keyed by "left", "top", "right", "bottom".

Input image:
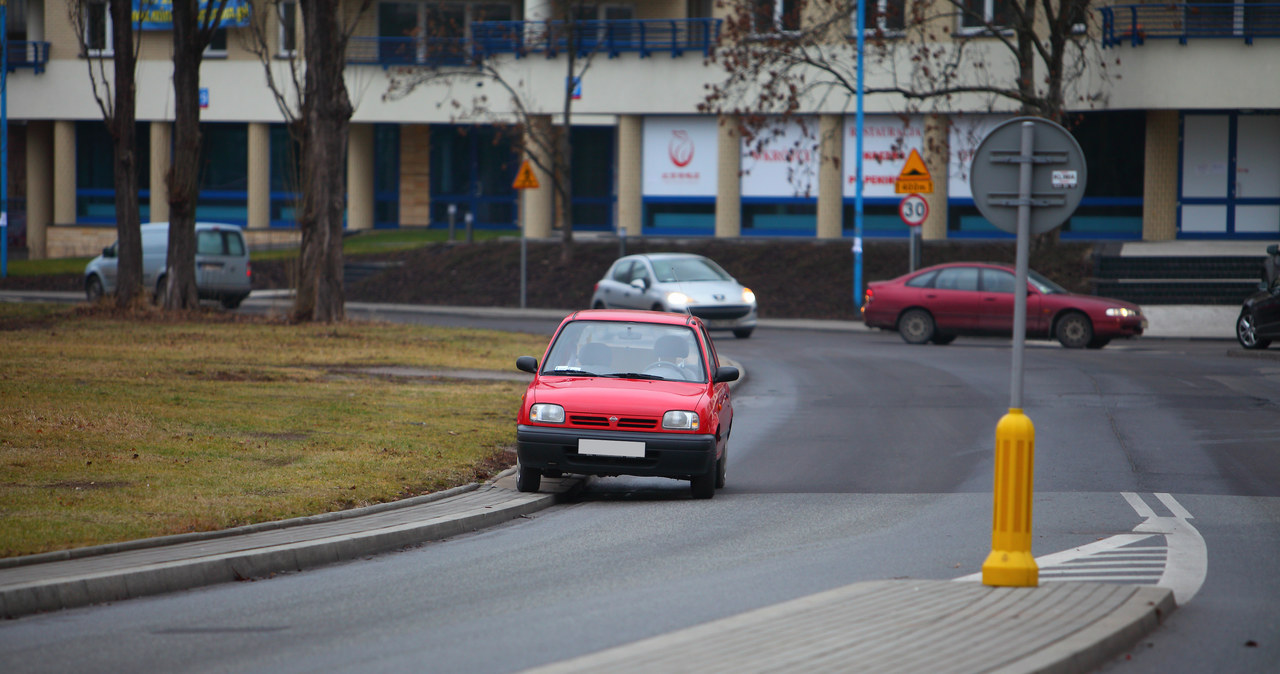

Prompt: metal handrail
[
  {"left": 6, "top": 41, "right": 50, "bottom": 74},
  {"left": 1100, "top": 3, "right": 1280, "bottom": 47},
  {"left": 347, "top": 18, "right": 721, "bottom": 67}
]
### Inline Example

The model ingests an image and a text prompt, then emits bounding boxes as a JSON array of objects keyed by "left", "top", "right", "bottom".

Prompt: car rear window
[{"left": 197, "top": 230, "right": 246, "bottom": 256}]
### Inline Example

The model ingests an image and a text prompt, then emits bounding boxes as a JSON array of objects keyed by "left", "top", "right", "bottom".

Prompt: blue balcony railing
[
  {"left": 348, "top": 18, "right": 721, "bottom": 68},
  {"left": 7, "top": 41, "right": 51, "bottom": 74},
  {"left": 1101, "top": 3, "right": 1280, "bottom": 47},
  {"left": 471, "top": 18, "right": 721, "bottom": 59}
]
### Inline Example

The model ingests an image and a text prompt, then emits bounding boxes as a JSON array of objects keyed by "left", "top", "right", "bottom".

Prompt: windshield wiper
[
  {"left": 548, "top": 368, "right": 600, "bottom": 377},
  {"left": 603, "top": 372, "right": 666, "bottom": 381}
]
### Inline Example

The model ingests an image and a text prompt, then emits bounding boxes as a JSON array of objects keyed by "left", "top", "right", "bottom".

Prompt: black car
[{"left": 1236, "top": 245, "right": 1280, "bottom": 350}]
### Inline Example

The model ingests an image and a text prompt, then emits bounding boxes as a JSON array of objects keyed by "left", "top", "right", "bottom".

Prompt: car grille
[
  {"left": 689, "top": 305, "right": 751, "bottom": 320},
  {"left": 569, "top": 414, "right": 659, "bottom": 430}
]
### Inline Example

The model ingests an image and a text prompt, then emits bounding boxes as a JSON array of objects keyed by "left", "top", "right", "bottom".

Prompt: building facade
[{"left": 5, "top": 0, "right": 1279, "bottom": 258}]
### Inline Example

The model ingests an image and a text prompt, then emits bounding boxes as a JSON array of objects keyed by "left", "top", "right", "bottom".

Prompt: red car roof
[{"left": 563, "top": 308, "right": 702, "bottom": 327}]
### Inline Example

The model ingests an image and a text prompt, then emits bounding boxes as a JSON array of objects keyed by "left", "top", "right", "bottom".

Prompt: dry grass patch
[{"left": 0, "top": 304, "right": 549, "bottom": 557}]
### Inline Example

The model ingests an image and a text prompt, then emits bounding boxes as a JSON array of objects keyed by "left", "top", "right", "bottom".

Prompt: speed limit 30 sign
[{"left": 899, "top": 193, "right": 928, "bottom": 227}]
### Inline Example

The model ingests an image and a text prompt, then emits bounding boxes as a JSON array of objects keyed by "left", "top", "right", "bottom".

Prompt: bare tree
[
  {"left": 68, "top": 0, "right": 143, "bottom": 307},
  {"left": 244, "top": 0, "right": 373, "bottom": 322},
  {"left": 383, "top": 0, "right": 606, "bottom": 256},
  {"left": 703, "top": 0, "right": 1105, "bottom": 126},
  {"left": 164, "top": 0, "right": 232, "bottom": 310}
]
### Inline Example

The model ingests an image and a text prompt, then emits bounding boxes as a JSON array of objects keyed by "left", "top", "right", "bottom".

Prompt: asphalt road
[{"left": 1, "top": 317, "right": 1278, "bottom": 673}]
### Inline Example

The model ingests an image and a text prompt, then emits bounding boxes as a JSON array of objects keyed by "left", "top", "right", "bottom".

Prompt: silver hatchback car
[{"left": 590, "top": 253, "right": 758, "bottom": 338}]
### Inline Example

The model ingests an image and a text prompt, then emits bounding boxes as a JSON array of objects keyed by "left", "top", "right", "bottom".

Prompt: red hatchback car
[
  {"left": 862, "top": 262, "right": 1146, "bottom": 349},
  {"left": 515, "top": 309, "right": 738, "bottom": 499}
]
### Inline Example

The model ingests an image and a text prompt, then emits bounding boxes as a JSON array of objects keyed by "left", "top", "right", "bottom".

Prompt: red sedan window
[{"left": 934, "top": 267, "right": 980, "bottom": 291}]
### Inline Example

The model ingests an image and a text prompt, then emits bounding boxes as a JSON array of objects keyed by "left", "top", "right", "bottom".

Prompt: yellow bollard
[{"left": 982, "top": 408, "right": 1039, "bottom": 587}]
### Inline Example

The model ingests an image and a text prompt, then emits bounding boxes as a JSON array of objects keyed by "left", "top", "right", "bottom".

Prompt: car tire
[
  {"left": 733, "top": 328, "right": 753, "bottom": 339},
  {"left": 154, "top": 276, "right": 168, "bottom": 306},
  {"left": 1237, "top": 310, "right": 1272, "bottom": 349},
  {"left": 715, "top": 447, "right": 727, "bottom": 489},
  {"left": 516, "top": 461, "right": 541, "bottom": 493},
  {"left": 898, "top": 309, "right": 935, "bottom": 345},
  {"left": 85, "top": 275, "right": 105, "bottom": 303},
  {"left": 1055, "top": 312, "right": 1093, "bottom": 349},
  {"left": 930, "top": 333, "right": 956, "bottom": 345},
  {"left": 691, "top": 465, "right": 716, "bottom": 499},
  {"left": 592, "top": 301, "right": 606, "bottom": 309},
  {"left": 221, "top": 294, "right": 246, "bottom": 310}
]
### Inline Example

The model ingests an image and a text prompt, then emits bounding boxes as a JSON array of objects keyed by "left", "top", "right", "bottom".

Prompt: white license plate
[{"left": 579, "top": 439, "right": 645, "bottom": 458}]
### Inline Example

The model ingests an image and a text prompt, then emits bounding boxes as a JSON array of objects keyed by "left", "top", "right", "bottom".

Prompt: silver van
[{"left": 84, "top": 222, "right": 252, "bottom": 309}]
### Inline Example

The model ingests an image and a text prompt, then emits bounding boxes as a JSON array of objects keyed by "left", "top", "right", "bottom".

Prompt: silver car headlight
[
  {"left": 665, "top": 291, "right": 691, "bottom": 308},
  {"left": 662, "top": 410, "right": 699, "bottom": 430},
  {"left": 529, "top": 403, "right": 565, "bottom": 424},
  {"left": 1106, "top": 307, "right": 1138, "bottom": 318}
]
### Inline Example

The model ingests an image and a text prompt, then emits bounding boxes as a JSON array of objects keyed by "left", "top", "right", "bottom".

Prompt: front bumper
[{"left": 516, "top": 424, "right": 717, "bottom": 480}]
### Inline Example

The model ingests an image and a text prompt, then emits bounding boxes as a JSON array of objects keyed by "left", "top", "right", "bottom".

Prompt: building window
[
  {"left": 205, "top": 27, "right": 228, "bottom": 57},
  {"left": 751, "top": 0, "right": 803, "bottom": 35},
  {"left": 959, "top": 0, "right": 1012, "bottom": 32},
  {"left": 85, "top": 0, "right": 113, "bottom": 55},
  {"left": 279, "top": 1, "right": 298, "bottom": 56},
  {"left": 865, "top": 0, "right": 906, "bottom": 33},
  {"left": 378, "top": 2, "right": 515, "bottom": 64}
]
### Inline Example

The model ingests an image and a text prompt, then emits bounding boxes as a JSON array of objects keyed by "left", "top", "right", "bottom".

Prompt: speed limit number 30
[{"left": 899, "top": 193, "right": 928, "bottom": 227}]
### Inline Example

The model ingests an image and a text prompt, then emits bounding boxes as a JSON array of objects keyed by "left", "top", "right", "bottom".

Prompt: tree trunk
[
  {"left": 165, "top": 0, "right": 205, "bottom": 310},
  {"left": 108, "top": 0, "right": 141, "bottom": 308},
  {"left": 294, "top": 0, "right": 351, "bottom": 323}
]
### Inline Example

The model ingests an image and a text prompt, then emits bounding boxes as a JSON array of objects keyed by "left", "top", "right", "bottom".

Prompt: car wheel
[
  {"left": 85, "top": 275, "right": 104, "bottom": 303},
  {"left": 715, "top": 447, "right": 727, "bottom": 489},
  {"left": 733, "top": 328, "right": 754, "bottom": 339},
  {"left": 930, "top": 333, "right": 956, "bottom": 345},
  {"left": 221, "top": 294, "right": 246, "bottom": 310},
  {"left": 154, "top": 276, "right": 168, "bottom": 306},
  {"left": 516, "top": 461, "right": 541, "bottom": 493},
  {"left": 898, "top": 309, "right": 935, "bottom": 345},
  {"left": 592, "top": 300, "right": 606, "bottom": 309},
  {"left": 1237, "top": 310, "right": 1272, "bottom": 349},
  {"left": 690, "top": 467, "right": 715, "bottom": 499},
  {"left": 1055, "top": 312, "right": 1093, "bottom": 349}
]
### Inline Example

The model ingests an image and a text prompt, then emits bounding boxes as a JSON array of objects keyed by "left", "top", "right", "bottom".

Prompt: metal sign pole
[{"left": 1010, "top": 121, "right": 1034, "bottom": 410}]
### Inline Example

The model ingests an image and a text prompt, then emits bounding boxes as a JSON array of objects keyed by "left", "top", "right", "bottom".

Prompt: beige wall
[
  {"left": 1142, "top": 110, "right": 1179, "bottom": 242},
  {"left": 46, "top": 225, "right": 301, "bottom": 259},
  {"left": 400, "top": 125, "right": 432, "bottom": 226}
]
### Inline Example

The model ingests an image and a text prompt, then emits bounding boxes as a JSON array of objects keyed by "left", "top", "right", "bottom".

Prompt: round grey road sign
[{"left": 970, "top": 117, "right": 1087, "bottom": 235}]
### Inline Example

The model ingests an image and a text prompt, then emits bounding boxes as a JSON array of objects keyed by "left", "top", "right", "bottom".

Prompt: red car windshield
[{"left": 542, "top": 320, "right": 707, "bottom": 383}]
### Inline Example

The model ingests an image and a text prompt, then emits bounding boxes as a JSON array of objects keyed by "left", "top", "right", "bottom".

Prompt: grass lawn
[{"left": 0, "top": 303, "right": 548, "bottom": 558}]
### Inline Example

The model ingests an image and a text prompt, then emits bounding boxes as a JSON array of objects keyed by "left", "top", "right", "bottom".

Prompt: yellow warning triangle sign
[
  {"left": 513, "top": 160, "right": 540, "bottom": 190},
  {"left": 895, "top": 148, "right": 933, "bottom": 194}
]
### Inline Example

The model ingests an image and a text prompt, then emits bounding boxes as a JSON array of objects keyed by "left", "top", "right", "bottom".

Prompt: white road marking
[{"left": 956, "top": 492, "right": 1208, "bottom": 606}]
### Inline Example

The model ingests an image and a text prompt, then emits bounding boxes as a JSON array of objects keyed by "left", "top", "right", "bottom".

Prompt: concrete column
[
  {"left": 53, "top": 120, "right": 76, "bottom": 226},
  {"left": 247, "top": 122, "right": 270, "bottom": 229},
  {"left": 24, "top": 121, "right": 53, "bottom": 259},
  {"left": 149, "top": 122, "right": 171, "bottom": 224},
  {"left": 922, "top": 115, "right": 950, "bottom": 241},
  {"left": 816, "top": 114, "right": 843, "bottom": 239},
  {"left": 522, "top": 116, "right": 554, "bottom": 238},
  {"left": 400, "top": 125, "right": 430, "bottom": 226},
  {"left": 715, "top": 114, "right": 740, "bottom": 238},
  {"left": 616, "top": 115, "right": 643, "bottom": 237},
  {"left": 1143, "top": 110, "right": 1180, "bottom": 242},
  {"left": 346, "top": 123, "right": 375, "bottom": 231}
]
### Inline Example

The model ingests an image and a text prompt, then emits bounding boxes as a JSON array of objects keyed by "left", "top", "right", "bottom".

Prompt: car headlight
[
  {"left": 662, "top": 410, "right": 699, "bottom": 430},
  {"left": 529, "top": 403, "right": 565, "bottom": 424},
  {"left": 742, "top": 287, "right": 756, "bottom": 305},
  {"left": 1106, "top": 307, "right": 1138, "bottom": 318},
  {"left": 666, "top": 291, "right": 691, "bottom": 308}
]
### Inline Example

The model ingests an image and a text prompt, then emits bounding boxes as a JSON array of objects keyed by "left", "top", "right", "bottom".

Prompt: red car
[
  {"left": 515, "top": 309, "right": 738, "bottom": 499},
  {"left": 862, "top": 262, "right": 1146, "bottom": 349}
]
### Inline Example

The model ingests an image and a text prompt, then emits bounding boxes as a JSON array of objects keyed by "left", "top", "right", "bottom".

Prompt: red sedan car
[
  {"left": 515, "top": 309, "right": 738, "bottom": 499},
  {"left": 862, "top": 262, "right": 1146, "bottom": 349}
]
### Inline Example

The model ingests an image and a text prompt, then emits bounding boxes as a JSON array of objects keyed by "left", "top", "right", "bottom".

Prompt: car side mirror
[
  {"left": 630, "top": 278, "right": 648, "bottom": 291},
  {"left": 713, "top": 366, "right": 739, "bottom": 384},
  {"left": 515, "top": 356, "right": 538, "bottom": 374},
  {"left": 103, "top": 246, "right": 116, "bottom": 259}
]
